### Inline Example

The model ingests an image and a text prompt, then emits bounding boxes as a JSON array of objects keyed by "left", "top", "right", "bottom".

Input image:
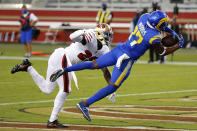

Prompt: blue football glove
[{"left": 178, "top": 35, "right": 184, "bottom": 48}]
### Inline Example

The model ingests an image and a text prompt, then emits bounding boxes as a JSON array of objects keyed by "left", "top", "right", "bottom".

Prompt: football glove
[
  {"left": 116, "top": 53, "right": 130, "bottom": 69},
  {"left": 178, "top": 34, "right": 184, "bottom": 48},
  {"left": 50, "top": 69, "right": 64, "bottom": 82}
]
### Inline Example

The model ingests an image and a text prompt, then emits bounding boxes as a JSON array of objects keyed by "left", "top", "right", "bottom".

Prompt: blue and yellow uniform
[
  {"left": 64, "top": 11, "right": 169, "bottom": 106},
  {"left": 85, "top": 13, "right": 162, "bottom": 89},
  {"left": 119, "top": 14, "right": 162, "bottom": 60}
]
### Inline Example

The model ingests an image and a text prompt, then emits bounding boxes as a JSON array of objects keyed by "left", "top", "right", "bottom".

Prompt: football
[{"left": 161, "top": 35, "right": 179, "bottom": 47}]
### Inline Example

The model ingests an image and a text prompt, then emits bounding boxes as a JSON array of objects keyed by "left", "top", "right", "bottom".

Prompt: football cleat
[
  {"left": 11, "top": 59, "right": 32, "bottom": 74},
  {"left": 47, "top": 120, "right": 68, "bottom": 128},
  {"left": 50, "top": 69, "right": 64, "bottom": 82},
  {"left": 76, "top": 101, "right": 91, "bottom": 121}
]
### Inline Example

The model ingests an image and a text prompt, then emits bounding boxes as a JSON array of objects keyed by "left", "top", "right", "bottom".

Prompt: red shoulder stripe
[
  {"left": 88, "top": 33, "right": 92, "bottom": 39},
  {"left": 85, "top": 35, "right": 90, "bottom": 43}
]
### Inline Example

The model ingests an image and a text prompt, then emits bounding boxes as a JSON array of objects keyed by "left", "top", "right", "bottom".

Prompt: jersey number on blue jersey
[{"left": 130, "top": 26, "right": 143, "bottom": 46}]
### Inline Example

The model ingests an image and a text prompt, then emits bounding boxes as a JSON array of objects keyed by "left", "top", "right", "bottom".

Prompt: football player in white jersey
[{"left": 11, "top": 23, "right": 113, "bottom": 128}]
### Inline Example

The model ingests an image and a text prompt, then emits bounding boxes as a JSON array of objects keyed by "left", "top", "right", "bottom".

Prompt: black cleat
[
  {"left": 47, "top": 120, "right": 68, "bottom": 128},
  {"left": 50, "top": 69, "right": 64, "bottom": 82},
  {"left": 11, "top": 59, "right": 32, "bottom": 74}
]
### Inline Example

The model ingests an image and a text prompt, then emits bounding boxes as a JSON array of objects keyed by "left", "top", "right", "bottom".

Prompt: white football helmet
[{"left": 95, "top": 23, "right": 113, "bottom": 46}]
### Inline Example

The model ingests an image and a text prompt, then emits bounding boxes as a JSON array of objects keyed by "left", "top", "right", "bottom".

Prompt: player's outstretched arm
[
  {"left": 163, "top": 27, "right": 179, "bottom": 38},
  {"left": 153, "top": 35, "right": 184, "bottom": 56},
  {"left": 69, "top": 30, "right": 85, "bottom": 42}
]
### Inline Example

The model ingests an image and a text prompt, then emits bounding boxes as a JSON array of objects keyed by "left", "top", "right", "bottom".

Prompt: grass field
[{"left": 0, "top": 43, "right": 197, "bottom": 130}]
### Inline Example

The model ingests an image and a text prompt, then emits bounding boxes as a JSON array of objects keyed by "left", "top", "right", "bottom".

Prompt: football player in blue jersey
[{"left": 50, "top": 10, "right": 184, "bottom": 121}]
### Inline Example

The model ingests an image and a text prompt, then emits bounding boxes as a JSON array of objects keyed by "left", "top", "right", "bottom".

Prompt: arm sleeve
[
  {"left": 163, "top": 26, "right": 179, "bottom": 38},
  {"left": 69, "top": 30, "right": 85, "bottom": 42}
]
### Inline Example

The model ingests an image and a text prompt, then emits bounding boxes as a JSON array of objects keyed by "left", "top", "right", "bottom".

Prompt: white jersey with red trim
[{"left": 65, "top": 29, "right": 110, "bottom": 65}]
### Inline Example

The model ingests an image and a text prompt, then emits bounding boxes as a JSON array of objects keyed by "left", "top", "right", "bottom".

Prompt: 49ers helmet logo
[{"left": 97, "top": 24, "right": 106, "bottom": 29}]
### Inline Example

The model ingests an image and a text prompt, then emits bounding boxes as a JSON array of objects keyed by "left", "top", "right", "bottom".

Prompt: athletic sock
[
  {"left": 86, "top": 85, "right": 117, "bottom": 106},
  {"left": 49, "top": 92, "right": 68, "bottom": 122},
  {"left": 65, "top": 61, "right": 94, "bottom": 72}
]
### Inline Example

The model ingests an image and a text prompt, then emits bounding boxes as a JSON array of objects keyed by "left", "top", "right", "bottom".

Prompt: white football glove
[{"left": 116, "top": 53, "right": 130, "bottom": 69}]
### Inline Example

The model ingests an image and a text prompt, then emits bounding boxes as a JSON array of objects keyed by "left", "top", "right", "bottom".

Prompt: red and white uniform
[
  {"left": 27, "top": 29, "right": 110, "bottom": 122},
  {"left": 66, "top": 29, "right": 109, "bottom": 65}
]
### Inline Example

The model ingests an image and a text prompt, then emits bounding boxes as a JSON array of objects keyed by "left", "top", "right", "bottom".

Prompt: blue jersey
[{"left": 118, "top": 14, "right": 162, "bottom": 60}]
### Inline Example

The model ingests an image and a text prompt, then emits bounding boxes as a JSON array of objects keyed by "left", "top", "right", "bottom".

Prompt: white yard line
[
  {"left": 117, "top": 89, "right": 197, "bottom": 97},
  {"left": 0, "top": 127, "right": 83, "bottom": 131},
  {"left": 0, "top": 121, "right": 181, "bottom": 131},
  {"left": 1, "top": 89, "right": 197, "bottom": 106},
  {"left": 1, "top": 56, "right": 197, "bottom": 66},
  {"left": 0, "top": 56, "right": 48, "bottom": 61},
  {"left": 62, "top": 107, "right": 195, "bottom": 124},
  {"left": 136, "top": 60, "right": 197, "bottom": 66}
]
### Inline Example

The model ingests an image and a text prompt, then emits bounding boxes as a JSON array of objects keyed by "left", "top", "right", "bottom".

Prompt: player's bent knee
[
  {"left": 40, "top": 86, "right": 54, "bottom": 94},
  {"left": 43, "top": 89, "right": 53, "bottom": 94},
  {"left": 65, "top": 91, "right": 71, "bottom": 96},
  {"left": 108, "top": 81, "right": 119, "bottom": 88},
  {"left": 93, "top": 60, "right": 98, "bottom": 69}
]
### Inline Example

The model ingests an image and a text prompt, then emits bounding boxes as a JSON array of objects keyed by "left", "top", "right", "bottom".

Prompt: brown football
[{"left": 161, "top": 35, "right": 179, "bottom": 47}]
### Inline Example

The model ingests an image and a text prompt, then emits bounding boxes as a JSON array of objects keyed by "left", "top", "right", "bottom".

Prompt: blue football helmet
[{"left": 148, "top": 10, "right": 169, "bottom": 31}]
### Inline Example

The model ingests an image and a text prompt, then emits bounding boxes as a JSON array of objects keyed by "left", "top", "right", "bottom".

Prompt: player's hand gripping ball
[{"left": 161, "top": 35, "right": 179, "bottom": 47}]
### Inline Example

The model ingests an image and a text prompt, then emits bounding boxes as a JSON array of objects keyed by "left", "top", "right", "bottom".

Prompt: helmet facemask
[
  {"left": 156, "top": 17, "right": 169, "bottom": 31},
  {"left": 158, "top": 21, "right": 169, "bottom": 31}
]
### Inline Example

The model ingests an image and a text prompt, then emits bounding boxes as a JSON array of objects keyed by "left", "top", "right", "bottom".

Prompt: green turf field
[{"left": 0, "top": 43, "right": 197, "bottom": 130}]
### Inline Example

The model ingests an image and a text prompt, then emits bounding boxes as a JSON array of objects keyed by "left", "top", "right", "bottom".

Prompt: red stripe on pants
[{"left": 62, "top": 54, "right": 69, "bottom": 93}]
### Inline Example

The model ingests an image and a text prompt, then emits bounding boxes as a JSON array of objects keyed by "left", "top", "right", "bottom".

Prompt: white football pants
[{"left": 27, "top": 48, "right": 72, "bottom": 122}]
